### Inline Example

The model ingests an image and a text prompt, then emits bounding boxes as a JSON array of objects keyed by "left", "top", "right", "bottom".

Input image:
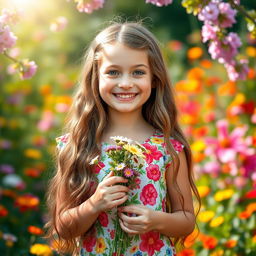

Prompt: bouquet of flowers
[{"left": 91, "top": 136, "right": 147, "bottom": 256}]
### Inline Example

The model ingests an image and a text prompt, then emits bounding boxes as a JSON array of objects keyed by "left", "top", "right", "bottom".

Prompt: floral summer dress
[{"left": 56, "top": 130, "right": 184, "bottom": 256}]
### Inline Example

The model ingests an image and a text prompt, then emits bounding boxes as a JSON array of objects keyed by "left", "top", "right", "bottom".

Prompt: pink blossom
[
  {"left": 123, "top": 167, "right": 134, "bottom": 178},
  {"left": 145, "top": 0, "right": 173, "bottom": 7},
  {"left": 0, "top": 24, "right": 17, "bottom": 53},
  {"left": 218, "top": 2, "right": 237, "bottom": 28},
  {"left": 50, "top": 16, "right": 68, "bottom": 32},
  {"left": 205, "top": 119, "right": 252, "bottom": 163},
  {"left": 202, "top": 161, "right": 221, "bottom": 176},
  {"left": 201, "top": 24, "right": 218, "bottom": 43},
  {"left": 37, "top": 111, "right": 54, "bottom": 131},
  {"left": 224, "top": 59, "right": 249, "bottom": 81},
  {"left": 76, "top": 0, "right": 105, "bottom": 14},
  {"left": 198, "top": 2, "right": 219, "bottom": 23},
  {"left": 20, "top": 60, "right": 37, "bottom": 80},
  {"left": 0, "top": 9, "right": 20, "bottom": 24}
]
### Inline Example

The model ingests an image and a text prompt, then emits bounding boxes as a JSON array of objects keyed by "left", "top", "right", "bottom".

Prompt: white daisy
[
  {"left": 110, "top": 136, "right": 133, "bottom": 144},
  {"left": 89, "top": 155, "right": 99, "bottom": 165},
  {"left": 115, "top": 163, "right": 126, "bottom": 170}
]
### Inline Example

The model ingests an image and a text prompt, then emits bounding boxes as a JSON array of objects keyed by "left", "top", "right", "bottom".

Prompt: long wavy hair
[{"left": 43, "top": 21, "right": 201, "bottom": 255}]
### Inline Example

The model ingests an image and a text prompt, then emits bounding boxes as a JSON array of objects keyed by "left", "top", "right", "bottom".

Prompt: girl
[{"left": 44, "top": 21, "right": 200, "bottom": 256}]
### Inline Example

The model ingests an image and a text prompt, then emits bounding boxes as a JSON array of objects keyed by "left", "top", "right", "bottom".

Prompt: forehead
[{"left": 98, "top": 42, "right": 149, "bottom": 68}]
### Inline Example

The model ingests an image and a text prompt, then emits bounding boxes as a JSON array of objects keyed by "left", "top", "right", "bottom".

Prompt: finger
[
  {"left": 119, "top": 219, "right": 139, "bottom": 235},
  {"left": 103, "top": 171, "right": 114, "bottom": 180},
  {"left": 109, "top": 195, "right": 128, "bottom": 209},
  {"left": 108, "top": 185, "right": 129, "bottom": 193},
  {"left": 103, "top": 176, "right": 128, "bottom": 187},
  {"left": 119, "top": 205, "right": 144, "bottom": 215},
  {"left": 118, "top": 212, "right": 141, "bottom": 225},
  {"left": 108, "top": 192, "right": 127, "bottom": 200}
]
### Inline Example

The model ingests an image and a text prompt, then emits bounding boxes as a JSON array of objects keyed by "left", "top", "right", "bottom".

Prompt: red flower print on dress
[
  {"left": 142, "top": 143, "right": 163, "bottom": 164},
  {"left": 139, "top": 231, "right": 164, "bottom": 256},
  {"left": 82, "top": 236, "right": 96, "bottom": 252},
  {"left": 93, "top": 162, "right": 105, "bottom": 174},
  {"left": 170, "top": 139, "right": 184, "bottom": 152},
  {"left": 146, "top": 164, "right": 161, "bottom": 181},
  {"left": 98, "top": 212, "right": 108, "bottom": 227},
  {"left": 140, "top": 184, "right": 158, "bottom": 205}
]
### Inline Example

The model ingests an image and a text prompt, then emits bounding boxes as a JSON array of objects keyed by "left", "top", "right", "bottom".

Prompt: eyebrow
[{"left": 105, "top": 64, "right": 149, "bottom": 69}]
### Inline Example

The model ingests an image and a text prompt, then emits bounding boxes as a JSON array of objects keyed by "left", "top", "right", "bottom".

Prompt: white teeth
[{"left": 115, "top": 94, "right": 136, "bottom": 99}]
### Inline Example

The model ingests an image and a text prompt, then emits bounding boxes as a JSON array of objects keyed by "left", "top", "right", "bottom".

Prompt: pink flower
[
  {"left": 139, "top": 231, "right": 164, "bottom": 256},
  {"left": 202, "top": 161, "right": 221, "bottom": 177},
  {"left": 201, "top": 24, "right": 218, "bottom": 43},
  {"left": 37, "top": 111, "right": 54, "bottom": 131},
  {"left": 98, "top": 212, "right": 108, "bottom": 227},
  {"left": 105, "top": 145, "right": 122, "bottom": 152},
  {"left": 205, "top": 119, "right": 252, "bottom": 163},
  {"left": 0, "top": 9, "right": 20, "bottom": 24},
  {"left": 170, "top": 139, "right": 184, "bottom": 152},
  {"left": 93, "top": 162, "right": 105, "bottom": 173},
  {"left": 123, "top": 167, "right": 134, "bottom": 178},
  {"left": 0, "top": 24, "right": 17, "bottom": 53},
  {"left": 76, "top": 0, "right": 105, "bottom": 14},
  {"left": 146, "top": 164, "right": 161, "bottom": 181},
  {"left": 20, "top": 60, "right": 37, "bottom": 80},
  {"left": 224, "top": 59, "right": 249, "bottom": 81},
  {"left": 145, "top": 0, "right": 173, "bottom": 7},
  {"left": 82, "top": 236, "right": 96, "bottom": 252},
  {"left": 218, "top": 2, "right": 237, "bottom": 28},
  {"left": 50, "top": 16, "right": 68, "bottom": 32},
  {"left": 198, "top": 2, "right": 219, "bottom": 23},
  {"left": 140, "top": 184, "right": 158, "bottom": 206},
  {"left": 142, "top": 143, "right": 163, "bottom": 164}
]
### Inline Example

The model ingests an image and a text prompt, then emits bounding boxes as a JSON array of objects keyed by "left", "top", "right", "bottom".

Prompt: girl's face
[{"left": 98, "top": 42, "right": 152, "bottom": 114}]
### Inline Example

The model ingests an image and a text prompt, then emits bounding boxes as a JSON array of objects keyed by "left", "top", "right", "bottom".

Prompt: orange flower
[
  {"left": 248, "top": 68, "right": 255, "bottom": 79},
  {"left": 193, "top": 126, "right": 208, "bottom": 137},
  {"left": 39, "top": 85, "right": 52, "bottom": 96},
  {"left": 246, "top": 202, "right": 256, "bottom": 215},
  {"left": 2, "top": 189, "right": 17, "bottom": 199},
  {"left": 225, "top": 239, "right": 237, "bottom": 248},
  {"left": 15, "top": 194, "right": 40, "bottom": 212},
  {"left": 184, "top": 229, "right": 199, "bottom": 248},
  {"left": 197, "top": 186, "right": 210, "bottom": 198},
  {"left": 193, "top": 152, "right": 205, "bottom": 163},
  {"left": 205, "top": 76, "right": 221, "bottom": 87},
  {"left": 187, "top": 47, "right": 203, "bottom": 60},
  {"left": 28, "top": 225, "right": 44, "bottom": 235},
  {"left": 218, "top": 81, "right": 237, "bottom": 96},
  {"left": 200, "top": 59, "right": 212, "bottom": 68},
  {"left": 177, "top": 248, "right": 195, "bottom": 256},
  {"left": 0, "top": 205, "right": 8, "bottom": 217},
  {"left": 187, "top": 67, "right": 205, "bottom": 81},
  {"left": 239, "top": 211, "right": 250, "bottom": 219},
  {"left": 24, "top": 168, "right": 41, "bottom": 178},
  {"left": 202, "top": 236, "right": 218, "bottom": 249}
]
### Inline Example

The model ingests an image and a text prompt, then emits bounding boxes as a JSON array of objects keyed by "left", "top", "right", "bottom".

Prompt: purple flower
[
  {"left": 201, "top": 24, "right": 218, "bottom": 43},
  {"left": 198, "top": 2, "right": 219, "bottom": 23},
  {"left": 0, "top": 24, "right": 17, "bottom": 53},
  {"left": 105, "top": 145, "right": 122, "bottom": 152},
  {"left": 76, "top": 0, "right": 105, "bottom": 14},
  {"left": 146, "top": 0, "right": 173, "bottom": 7},
  {"left": 218, "top": 2, "right": 237, "bottom": 28},
  {"left": 123, "top": 168, "right": 134, "bottom": 178},
  {"left": 0, "top": 164, "right": 14, "bottom": 174},
  {"left": 224, "top": 59, "right": 249, "bottom": 81},
  {"left": 20, "top": 59, "right": 37, "bottom": 80}
]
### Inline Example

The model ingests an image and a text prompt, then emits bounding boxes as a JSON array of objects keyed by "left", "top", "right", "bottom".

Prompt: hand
[
  {"left": 90, "top": 171, "right": 129, "bottom": 213},
  {"left": 118, "top": 204, "right": 157, "bottom": 235}
]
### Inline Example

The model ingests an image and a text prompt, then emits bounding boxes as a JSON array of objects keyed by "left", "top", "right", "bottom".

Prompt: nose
[{"left": 118, "top": 75, "right": 133, "bottom": 89}]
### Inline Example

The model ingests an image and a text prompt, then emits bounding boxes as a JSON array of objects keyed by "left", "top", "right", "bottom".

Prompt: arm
[
  {"left": 118, "top": 150, "right": 195, "bottom": 238},
  {"left": 56, "top": 171, "right": 129, "bottom": 239}
]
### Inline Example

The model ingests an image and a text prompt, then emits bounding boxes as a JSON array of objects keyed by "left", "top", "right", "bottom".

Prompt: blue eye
[
  {"left": 107, "top": 70, "right": 119, "bottom": 76},
  {"left": 133, "top": 70, "right": 145, "bottom": 76}
]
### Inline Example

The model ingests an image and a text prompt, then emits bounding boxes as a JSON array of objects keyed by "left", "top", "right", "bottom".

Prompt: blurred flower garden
[{"left": 0, "top": 0, "right": 255, "bottom": 255}]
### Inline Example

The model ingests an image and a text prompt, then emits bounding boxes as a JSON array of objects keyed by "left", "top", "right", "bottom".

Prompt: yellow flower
[
  {"left": 123, "top": 144, "right": 145, "bottom": 158},
  {"left": 197, "top": 186, "right": 210, "bottom": 198},
  {"left": 24, "top": 149, "right": 42, "bottom": 159},
  {"left": 151, "top": 138, "right": 164, "bottom": 144},
  {"left": 198, "top": 210, "right": 215, "bottom": 223},
  {"left": 191, "top": 141, "right": 206, "bottom": 152},
  {"left": 246, "top": 46, "right": 256, "bottom": 57},
  {"left": 95, "top": 237, "right": 106, "bottom": 254},
  {"left": 214, "top": 189, "right": 234, "bottom": 202},
  {"left": 30, "top": 243, "right": 52, "bottom": 256},
  {"left": 210, "top": 216, "right": 224, "bottom": 227},
  {"left": 252, "top": 235, "right": 256, "bottom": 243},
  {"left": 210, "top": 249, "right": 224, "bottom": 256}
]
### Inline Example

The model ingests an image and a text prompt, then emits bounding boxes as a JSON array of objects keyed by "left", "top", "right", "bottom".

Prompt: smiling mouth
[{"left": 113, "top": 93, "right": 138, "bottom": 99}]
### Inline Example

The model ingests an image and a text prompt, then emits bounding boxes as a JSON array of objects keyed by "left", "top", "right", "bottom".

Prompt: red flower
[
  {"left": 142, "top": 143, "right": 163, "bottom": 164},
  {"left": 140, "top": 184, "right": 158, "bottom": 206},
  {"left": 110, "top": 229, "right": 115, "bottom": 239},
  {"left": 98, "top": 212, "right": 108, "bottom": 227},
  {"left": 170, "top": 139, "right": 184, "bottom": 152},
  {"left": 139, "top": 231, "right": 164, "bottom": 256},
  {"left": 94, "top": 162, "right": 105, "bottom": 174},
  {"left": 82, "top": 236, "right": 96, "bottom": 252},
  {"left": 146, "top": 164, "right": 161, "bottom": 181}
]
